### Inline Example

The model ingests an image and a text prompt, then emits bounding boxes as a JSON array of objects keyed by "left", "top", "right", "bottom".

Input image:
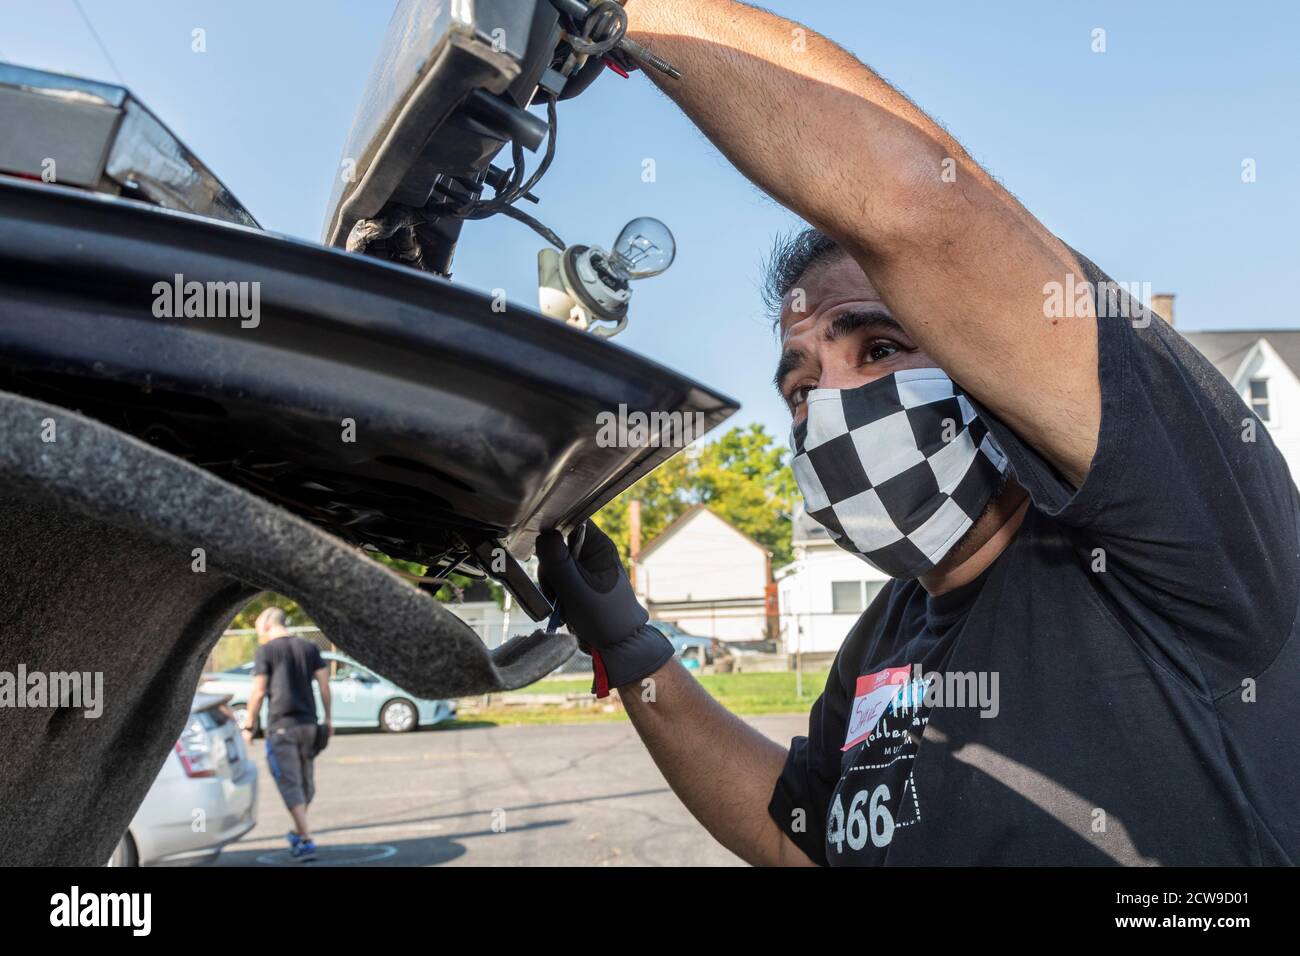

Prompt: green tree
[
  {"left": 596, "top": 423, "right": 797, "bottom": 569},
  {"left": 230, "top": 593, "right": 306, "bottom": 631}
]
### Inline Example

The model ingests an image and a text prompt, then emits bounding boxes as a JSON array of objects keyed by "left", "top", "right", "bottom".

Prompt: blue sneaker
[
  {"left": 291, "top": 838, "right": 317, "bottom": 861},
  {"left": 285, "top": 831, "right": 302, "bottom": 850}
]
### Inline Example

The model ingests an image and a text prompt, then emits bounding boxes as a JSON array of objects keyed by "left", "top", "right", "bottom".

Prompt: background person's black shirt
[
  {"left": 768, "top": 252, "right": 1300, "bottom": 865},
  {"left": 253, "top": 635, "right": 325, "bottom": 731}
]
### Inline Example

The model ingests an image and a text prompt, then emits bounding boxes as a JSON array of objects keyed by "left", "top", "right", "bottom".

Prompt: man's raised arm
[{"left": 624, "top": 0, "right": 1100, "bottom": 485}]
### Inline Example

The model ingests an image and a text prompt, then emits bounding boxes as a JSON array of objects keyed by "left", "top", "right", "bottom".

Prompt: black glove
[{"left": 536, "top": 520, "right": 674, "bottom": 698}]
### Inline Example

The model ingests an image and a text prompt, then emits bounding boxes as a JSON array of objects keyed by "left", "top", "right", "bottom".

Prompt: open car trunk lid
[
  {"left": 0, "top": 178, "right": 736, "bottom": 865},
  {"left": 0, "top": 178, "right": 736, "bottom": 604}
]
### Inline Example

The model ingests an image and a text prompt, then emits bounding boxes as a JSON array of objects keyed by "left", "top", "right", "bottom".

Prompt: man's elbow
[
  {"left": 835, "top": 131, "right": 990, "bottom": 267},
  {"left": 738, "top": 819, "right": 819, "bottom": 867},
  {"left": 765, "top": 828, "right": 820, "bottom": 867}
]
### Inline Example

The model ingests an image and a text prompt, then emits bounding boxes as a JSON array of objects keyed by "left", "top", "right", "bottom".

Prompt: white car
[{"left": 108, "top": 692, "right": 257, "bottom": 866}]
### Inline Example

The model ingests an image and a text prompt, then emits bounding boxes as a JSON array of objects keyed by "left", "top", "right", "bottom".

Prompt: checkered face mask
[{"left": 790, "top": 367, "right": 1009, "bottom": 579}]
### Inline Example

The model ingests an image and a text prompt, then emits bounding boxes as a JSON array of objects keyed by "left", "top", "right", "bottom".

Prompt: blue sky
[{"left": 6, "top": 0, "right": 1298, "bottom": 440}]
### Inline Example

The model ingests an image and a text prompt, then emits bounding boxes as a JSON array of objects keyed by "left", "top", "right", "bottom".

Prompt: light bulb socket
[{"left": 561, "top": 245, "right": 630, "bottom": 322}]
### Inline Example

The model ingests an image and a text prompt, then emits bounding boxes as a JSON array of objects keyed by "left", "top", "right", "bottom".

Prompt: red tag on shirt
[{"left": 842, "top": 665, "right": 912, "bottom": 751}]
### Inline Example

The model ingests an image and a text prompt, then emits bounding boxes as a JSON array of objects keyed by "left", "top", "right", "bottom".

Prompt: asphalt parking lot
[{"left": 215, "top": 713, "right": 807, "bottom": 867}]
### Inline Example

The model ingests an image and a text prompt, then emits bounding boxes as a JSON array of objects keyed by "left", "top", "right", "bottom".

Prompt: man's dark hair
[{"left": 762, "top": 226, "right": 847, "bottom": 324}]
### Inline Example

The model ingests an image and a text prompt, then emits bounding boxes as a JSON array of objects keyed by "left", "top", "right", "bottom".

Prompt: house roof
[
  {"left": 635, "top": 504, "right": 769, "bottom": 564},
  {"left": 792, "top": 504, "right": 833, "bottom": 545},
  {"left": 1182, "top": 330, "right": 1300, "bottom": 382}
]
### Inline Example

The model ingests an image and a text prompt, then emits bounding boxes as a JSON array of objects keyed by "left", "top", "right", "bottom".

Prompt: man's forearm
[
  {"left": 618, "top": 658, "right": 814, "bottom": 866},
  {"left": 623, "top": 0, "right": 1002, "bottom": 255}
]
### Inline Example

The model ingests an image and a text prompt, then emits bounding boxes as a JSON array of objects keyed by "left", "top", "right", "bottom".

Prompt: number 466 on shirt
[{"left": 827, "top": 784, "right": 895, "bottom": 853}]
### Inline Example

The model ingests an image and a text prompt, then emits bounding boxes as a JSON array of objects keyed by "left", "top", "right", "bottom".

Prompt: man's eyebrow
[
  {"left": 825, "top": 309, "right": 902, "bottom": 342},
  {"left": 773, "top": 346, "right": 807, "bottom": 394},
  {"left": 773, "top": 310, "right": 904, "bottom": 398}
]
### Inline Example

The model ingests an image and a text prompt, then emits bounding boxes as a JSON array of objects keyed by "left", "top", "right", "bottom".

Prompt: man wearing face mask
[{"left": 537, "top": 0, "right": 1300, "bottom": 866}]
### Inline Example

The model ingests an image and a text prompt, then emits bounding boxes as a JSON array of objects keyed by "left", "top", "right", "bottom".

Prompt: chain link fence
[{"left": 204, "top": 613, "right": 848, "bottom": 682}]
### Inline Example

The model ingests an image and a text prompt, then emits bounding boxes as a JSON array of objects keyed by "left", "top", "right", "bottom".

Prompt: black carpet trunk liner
[{"left": 0, "top": 389, "right": 575, "bottom": 866}]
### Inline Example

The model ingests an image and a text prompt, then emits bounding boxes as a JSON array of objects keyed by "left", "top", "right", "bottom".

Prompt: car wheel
[
  {"left": 106, "top": 832, "right": 137, "bottom": 867},
  {"left": 380, "top": 698, "right": 417, "bottom": 733}
]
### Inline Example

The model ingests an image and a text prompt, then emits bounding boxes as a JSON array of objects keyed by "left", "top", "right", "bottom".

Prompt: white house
[
  {"left": 1181, "top": 329, "right": 1300, "bottom": 486},
  {"left": 775, "top": 505, "right": 890, "bottom": 654},
  {"left": 633, "top": 505, "right": 771, "bottom": 643}
]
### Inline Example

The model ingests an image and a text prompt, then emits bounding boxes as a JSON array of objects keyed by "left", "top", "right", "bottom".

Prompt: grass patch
[
  {"left": 463, "top": 669, "right": 830, "bottom": 725},
  {"left": 696, "top": 669, "right": 829, "bottom": 715}
]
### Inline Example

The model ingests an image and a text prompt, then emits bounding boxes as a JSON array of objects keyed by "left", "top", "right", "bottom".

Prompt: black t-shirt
[
  {"left": 253, "top": 636, "right": 325, "bottom": 731},
  {"left": 768, "top": 252, "right": 1300, "bottom": 866}
]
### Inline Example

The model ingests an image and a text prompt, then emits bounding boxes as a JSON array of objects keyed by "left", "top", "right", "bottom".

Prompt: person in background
[{"left": 242, "top": 606, "right": 331, "bottom": 862}]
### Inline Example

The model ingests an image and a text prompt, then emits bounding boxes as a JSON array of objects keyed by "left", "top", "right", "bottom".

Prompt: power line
[{"left": 71, "top": 0, "right": 125, "bottom": 84}]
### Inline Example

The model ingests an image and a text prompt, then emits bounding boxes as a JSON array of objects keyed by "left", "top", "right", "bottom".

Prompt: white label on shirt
[{"left": 842, "top": 665, "right": 912, "bottom": 752}]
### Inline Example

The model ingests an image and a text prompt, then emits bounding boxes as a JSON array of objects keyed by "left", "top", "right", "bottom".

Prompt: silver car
[{"left": 108, "top": 692, "right": 257, "bottom": 866}]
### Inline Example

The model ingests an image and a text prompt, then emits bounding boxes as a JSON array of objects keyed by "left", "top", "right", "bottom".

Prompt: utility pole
[{"left": 628, "top": 499, "right": 642, "bottom": 591}]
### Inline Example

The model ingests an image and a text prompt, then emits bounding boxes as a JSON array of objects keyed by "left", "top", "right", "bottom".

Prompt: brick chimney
[{"left": 1151, "top": 293, "right": 1175, "bottom": 326}]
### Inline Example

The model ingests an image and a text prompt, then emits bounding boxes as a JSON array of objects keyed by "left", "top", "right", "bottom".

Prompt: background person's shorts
[{"left": 266, "top": 723, "right": 317, "bottom": 808}]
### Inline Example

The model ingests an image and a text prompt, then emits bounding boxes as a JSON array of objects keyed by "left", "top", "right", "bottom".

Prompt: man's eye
[
  {"left": 863, "top": 340, "right": 899, "bottom": 363},
  {"left": 789, "top": 385, "right": 813, "bottom": 408}
]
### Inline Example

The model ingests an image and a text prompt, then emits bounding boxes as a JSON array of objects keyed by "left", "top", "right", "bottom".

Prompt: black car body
[{"left": 0, "top": 1, "right": 736, "bottom": 865}]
